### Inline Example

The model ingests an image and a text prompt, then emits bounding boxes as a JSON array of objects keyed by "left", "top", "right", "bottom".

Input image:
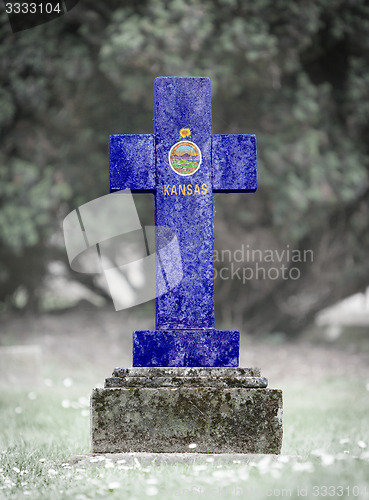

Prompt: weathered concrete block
[{"left": 91, "top": 368, "right": 283, "bottom": 454}]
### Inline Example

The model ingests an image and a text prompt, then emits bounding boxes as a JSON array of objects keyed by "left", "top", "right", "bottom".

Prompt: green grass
[
  {"left": 0, "top": 378, "right": 369, "bottom": 499},
  {"left": 170, "top": 158, "right": 198, "bottom": 169}
]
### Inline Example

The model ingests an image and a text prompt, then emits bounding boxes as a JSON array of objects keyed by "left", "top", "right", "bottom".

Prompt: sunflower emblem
[{"left": 178, "top": 128, "right": 191, "bottom": 140}]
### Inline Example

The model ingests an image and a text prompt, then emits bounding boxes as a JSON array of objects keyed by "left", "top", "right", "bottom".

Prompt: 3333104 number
[{"left": 5, "top": 3, "right": 62, "bottom": 14}]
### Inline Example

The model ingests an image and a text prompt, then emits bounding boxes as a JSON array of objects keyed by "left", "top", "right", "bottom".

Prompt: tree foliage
[{"left": 0, "top": 0, "right": 369, "bottom": 333}]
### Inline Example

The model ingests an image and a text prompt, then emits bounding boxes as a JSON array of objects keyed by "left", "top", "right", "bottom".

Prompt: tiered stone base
[{"left": 91, "top": 367, "right": 283, "bottom": 454}]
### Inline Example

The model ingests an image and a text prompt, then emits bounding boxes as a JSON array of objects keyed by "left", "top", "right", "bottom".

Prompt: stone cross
[{"left": 109, "top": 77, "right": 256, "bottom": 367}]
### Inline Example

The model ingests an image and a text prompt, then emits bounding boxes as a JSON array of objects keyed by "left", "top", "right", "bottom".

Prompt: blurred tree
[{"left": 0, "top": 0, "right": 368, "bottom": 333}]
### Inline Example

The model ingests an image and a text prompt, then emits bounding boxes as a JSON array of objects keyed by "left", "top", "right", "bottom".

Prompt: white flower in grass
[
  {"left": 4, "top": 477, "right": 14, "bottom": 487},
  {"left": 188, "top": 443, "right": 197, "bottom": 449},
  {"left": 272, "top": 461, "right": 283, "bottom": 470},
  {"left": 15, "top": 407, "right": 22, "bottom": 414},
  {"left": 81, "top": 410, "right": 89, "bottom": 417},
  {"left": 271, "top": 468, "right": 281, "bottom": 479},
  {"left": 61, "top": 400, "right": 70, "bottom": 409},
  {"left": 212, "top": 469, "right": 227, "bottom": 479},
  {"left": 193, "top": 465, "right": 207, "bottom": 472},
  {"left": 339, "top": 438, "right": 349, "bottom": 444},
  {"left": 358, "top": 440, "right": 367, "bottom": 449},
  {"left": 146, "top": 486, "right": 158, "bottom": 496},
  {"left": 335, "top": 453, "right": 349, "bottom": 460},
  {"left": 238, "top": 468, "right": 249, "bottom": 481},
  {"left": 311, "top": 449, "right": 325, "bottom": 457},
  {"left": 321, "top": 454, "right": 335, "bottom": 467},
  {"left": 63, "top": 378, "right": 73, "bottom": 387},
  {"left": 108, "top": 482, "right": 121, "bottom": 491},
  {"left": 256, "top": 455, "right": 272, "bottom": 473},
  {"left": 13, "top": 467, "right": 20, "bottom": 474},
  {"left": 212, "top": 468, "right": 238, "bottom": 482},
  {"left": 104, "top": 462, "right": 114, "bottom": 469},
  {"left": 48, "top": 469, "right": 58, "bottom": 477},
  {"left": 292, "top": 462, "right": 314, "bottom": 472},
  {"left": 78, "top": 396, "right": 89, "bottom": 407}
]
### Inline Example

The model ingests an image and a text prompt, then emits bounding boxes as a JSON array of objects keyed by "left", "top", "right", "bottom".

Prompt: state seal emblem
[{"left": 169, "top": 128, "right": 202, "bottom": 176}]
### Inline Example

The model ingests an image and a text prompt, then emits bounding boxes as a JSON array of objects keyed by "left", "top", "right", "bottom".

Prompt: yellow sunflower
[{"left": 179, "top": 128, "right": 191, "bottom": 138}]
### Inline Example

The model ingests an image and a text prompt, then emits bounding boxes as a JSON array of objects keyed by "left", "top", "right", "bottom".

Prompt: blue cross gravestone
[
  {"left": 109, "top": 76, "right": 256, "bottom": 367},
  {"left": 91, "top": 77, "right": 283, "bottom": 454}
]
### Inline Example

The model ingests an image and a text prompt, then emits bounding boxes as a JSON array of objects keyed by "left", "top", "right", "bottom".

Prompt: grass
[
  {"left": 171, "top": 158, "right": 198, "bottom": 168},
  {"left": 170, "top": 158, "right": 198, "bottom": 172},
  {"left": 1, "top": 377, "right": 369, "bottom": 499}
]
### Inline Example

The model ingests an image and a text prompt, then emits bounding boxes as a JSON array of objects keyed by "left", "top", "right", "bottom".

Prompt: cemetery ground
[{"left": 1, "top": 305, "right": 369, "bottom": 499}]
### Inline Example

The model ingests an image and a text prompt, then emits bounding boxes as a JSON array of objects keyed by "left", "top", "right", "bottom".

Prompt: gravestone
[{"left": 91, "top": 77, "right": 283, "bottom": 454}]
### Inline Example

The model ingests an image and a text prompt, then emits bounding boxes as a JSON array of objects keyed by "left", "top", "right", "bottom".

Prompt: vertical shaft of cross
[
  {"left": 109, "top": 76, "right": 256, "bottom": 366},
  {"left": 154, "top": 77, "right": 215, "bottom": 331}
]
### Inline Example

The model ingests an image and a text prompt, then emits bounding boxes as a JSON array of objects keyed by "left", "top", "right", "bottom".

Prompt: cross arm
[
  {"left": 212, "top": 134, "right": 257, "bottom": 193},
  {"left": 109, "top": 134, "right": 156, "bottom": 193}
]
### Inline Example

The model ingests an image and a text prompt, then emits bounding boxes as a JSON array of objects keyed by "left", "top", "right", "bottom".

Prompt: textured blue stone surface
[
  {"left": 133, "top": 330, "right": 239, "bottom": 367},
  {"left": 110, "top": 134, "right": 155, "bottom": 193},
  {"left": 154, "top": 77, "right": 214, "bottom": 330},
  {"left": 109, "top": 76, "right": 257, "bottom": 367},
  {"left": 213, "top": 134, "right": 257, "bottom": 192}
]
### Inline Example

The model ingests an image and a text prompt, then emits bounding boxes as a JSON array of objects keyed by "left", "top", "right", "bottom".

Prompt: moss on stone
[{"left": 91, "top": 384, "right": 283, "bottom": 454}]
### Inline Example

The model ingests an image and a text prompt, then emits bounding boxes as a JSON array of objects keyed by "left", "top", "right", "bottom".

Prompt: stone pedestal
[{"left": 91, "top": 367, "right": 283, "bottom": 454}]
